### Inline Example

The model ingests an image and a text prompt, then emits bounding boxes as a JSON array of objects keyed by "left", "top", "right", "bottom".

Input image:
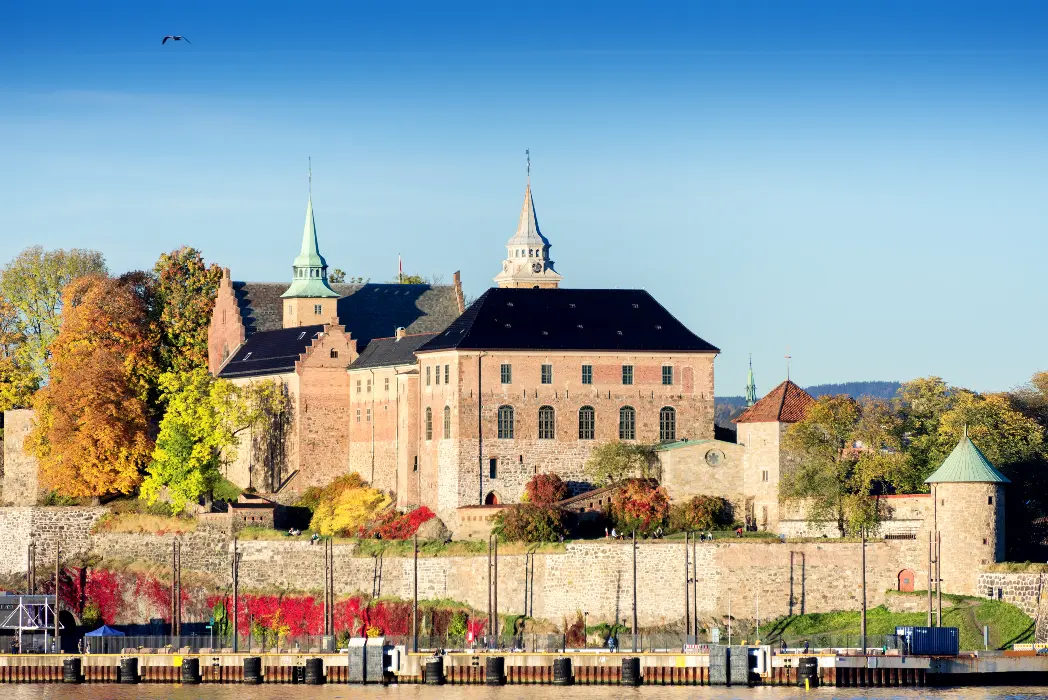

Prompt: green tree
[
  {"left": 894, "top": 376, "right": 955, "bottom": 488},
  {"left": 584, "top": 442, "right": 656, "bottom": 487},
  {"left": 153, "top": 247, "right": 223, "bottom": 374},
  {"left": 0, "top": 246, "right": 106, "bottom": 380},
  {"left": 329, "top": 268, "right": 346, "bottom": 283},
  {"left": 492, "top": 503, "right": 565, "bottom": 543},
  {"left": 780, "top": 396, "right": 902, "bottom": 536},
  {"left": 0, "top": 299, "right": 38, "bottom": 413}
]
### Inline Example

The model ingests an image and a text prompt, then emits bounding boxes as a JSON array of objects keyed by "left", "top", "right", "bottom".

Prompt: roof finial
[
  {"left": 308, "top": 156, "right": 312, "bottom": 196},
  {"left": 785, "top": 346, "right": 792, "bottom": 381},
  {"left": 526, "top": 148, "right": 531, "bottom": 183},
  {"left": 745, "top": 353, "right": 758, "bottom": 407}
]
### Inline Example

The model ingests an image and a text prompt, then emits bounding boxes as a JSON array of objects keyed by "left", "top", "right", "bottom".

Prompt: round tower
[{"left": 925, "top": 432, "right": 1008, "bottom": 596}]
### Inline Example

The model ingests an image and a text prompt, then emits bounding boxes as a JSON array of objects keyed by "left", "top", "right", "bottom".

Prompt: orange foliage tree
[{"left": 28, "top": 275, "right": 159, "bottom": 497}]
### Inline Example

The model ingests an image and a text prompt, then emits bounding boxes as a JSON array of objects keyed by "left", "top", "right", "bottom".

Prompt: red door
[{"left": 898, "top": 569, "right": 915, "bottom": 592}]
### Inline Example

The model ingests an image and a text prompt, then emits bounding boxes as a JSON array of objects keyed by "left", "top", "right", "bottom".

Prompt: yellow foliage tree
[{"left": 308, "top": 474, "right": 392, "bottom": 536}]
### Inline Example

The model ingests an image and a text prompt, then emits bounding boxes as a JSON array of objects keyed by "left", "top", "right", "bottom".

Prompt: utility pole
[
  {"left": 487, "top": 535, "right": 492, "bottom": 647},
  {"left": 54, "top": 542, "right": 60, "bottom": 648},
  {"left": 684, "top": 532, "right": 690, "bottom": 640},
  {"left": 632, "top": 530, "right": 638, "bottom": 653},
  {"left": 927, "top": 531, "right": 933, "bottom": 627},
  {"left": 692, "top": 536, "right": 698, "bottom": 641},
  {"left": 861, "top": 526, "right": 867, "bottom": 655},
  {"left": 232, "top": 537, "right": 239, "bottom": 652},
  {"left": 412, "top": 533, "right": 418, "bottom": 653},
  {"left": 493, "top": 536, "right": 499, "bottom": 645},
  {"left": 728, "top": 585, "right": 732, "bottom": 647},
  {"left": 936, "top": 532, "right": 942, "bottom": 627}
]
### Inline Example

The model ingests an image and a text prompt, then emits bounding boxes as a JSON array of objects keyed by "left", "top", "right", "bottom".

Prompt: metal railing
[{"left": 83, "top": 634, "right": 337, "bottom": 655}]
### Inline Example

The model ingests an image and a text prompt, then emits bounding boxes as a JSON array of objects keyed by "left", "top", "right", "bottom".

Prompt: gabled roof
[
  {"left": 218, "top": 324, "right": 324, "bottom": 378},
  {"left": 925, "top": 434, "right": 1010, "bottom": 484},
  {"left": 349, "top": 333, "right": 439, "bottom": 369},
  {"left": 417, "top": 287, "right": 719, "bottom": 353},
  {"left": 733, "top": 380, "right": 815, "bottom": 424}
]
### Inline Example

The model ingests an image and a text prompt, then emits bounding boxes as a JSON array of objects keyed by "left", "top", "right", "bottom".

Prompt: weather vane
[
  {"left": 785, "top": 346, "right": 792, "bottom": 380},
  {"left": 308, "top": 156, "right": 312, "bottom": 195},
  {"left": 526, "top": 149, "right": 531, "bottom": 180}
]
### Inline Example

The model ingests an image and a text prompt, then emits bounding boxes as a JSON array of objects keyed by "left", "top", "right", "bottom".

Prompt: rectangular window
[
  {"left": 426, "top": 366, "right": 431, "bottom": 386},
  {"left": 662, "top": 366, "right": 673, "bottom": 385},
  {"left": 366, "top": 408, "right": 371, "bottom": 422},
  {"left": 988, "top": 496, "right": 993, "bottom": 505},
  {"left": 384, "top": 377, "right": 390, "bottom": 392},
  {"left": 541, "top": 364, "right": 552, "bottom": 384},
  {"left": 330, "top": 349, "right": 339, "bottom": 359},
  {"left": 444, "top": 364, "right": 450, "bottom": 384},
  {"left": 762, "top": 470, "right": 769, "bottom": 482},
  {"left": 501, "top": 363, "right": 512, "bottom": 384},
  {"left": 413, "top": 456, "right": 418, "bottom": 472},
  {"left": 366, "top": 379, "right": 371, "bottom": 393},
  {"left": 435, "top": 366, "right": 441, "bottom": 385},
  {"left": 489, "top": 458, "right": 497, "bottom": 480},
  {"left": 355, "top": 409, "right": 361, "bottom": 423},
  {"left": 356, "top": 380, "right": 361, "bottom": 394},
  {"left": 581, "top": 365, "right": 593, "bottom": 385},
  {"left": 314, "top": 304, "right": 322, "bottom": 315},
  {"left": 622, "top": 365, "right": 634, "bottom": 385}
]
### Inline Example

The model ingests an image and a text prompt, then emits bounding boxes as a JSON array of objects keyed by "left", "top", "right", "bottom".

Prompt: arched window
[
  {"left": 659, "top": 406, "right": 676, "bottom": 442},
  {"left": 425, "top": 407, "right": 433, "bottom": 441},
  {"left": 619, "top": 406, "right": 636, "bottom": 440},
  {"left": 443, "top": 405, "right": 451, "bottom": 439},
  {"left": 538, "top": 406, "right": 555, "bottom": 440},
  {"left": 578, "top": 406, "right": 595, "bottom": 440},
  {"left": 497, "top": 405, "right": 514, "bottom": 439}
]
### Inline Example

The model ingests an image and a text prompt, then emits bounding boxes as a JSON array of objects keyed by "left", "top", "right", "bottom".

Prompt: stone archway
[
  {"left": 484, "top": 491, "right": 501, "bottom": 506},
  {"left": 898, "top": 569, "right": 916, "bottom": 592}
]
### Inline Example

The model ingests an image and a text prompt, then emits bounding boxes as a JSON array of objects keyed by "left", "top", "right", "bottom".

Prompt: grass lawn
[{"left": 763, "top": 598, "right": 1034, "bottom": 650}]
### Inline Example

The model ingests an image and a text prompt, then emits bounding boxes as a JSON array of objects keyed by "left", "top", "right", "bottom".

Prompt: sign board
[{"left": 711, "top": 627, "right": 721, "bottom": 644}]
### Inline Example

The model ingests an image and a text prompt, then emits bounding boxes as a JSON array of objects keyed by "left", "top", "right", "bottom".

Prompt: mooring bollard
[
  {"left": 553, "top": 657, "right": 573, "bottom": 686},
  {"left": 181, "top": 657, "right": 200, "bottom": 684},
  {"left": 243, "top": 656, "right": 262, "bottom": 685},
  {"left": 304, "top": 657, "right": 324, "bottom": 685}
]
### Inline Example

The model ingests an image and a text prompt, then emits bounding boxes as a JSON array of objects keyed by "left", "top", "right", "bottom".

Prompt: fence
[{"left": 83, "top": 634, "right": 336, "bottom": 655}]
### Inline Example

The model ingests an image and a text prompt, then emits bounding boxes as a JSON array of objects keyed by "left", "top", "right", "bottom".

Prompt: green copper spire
[
  {"left": 745, "top": 354, "right": 758, "bottom": 407},
  {"left": 925, "top": 429, "right": 1010, "bottom": 484},
  {"left": 281, "top": 191, "right": 339, "bottom": 299}
]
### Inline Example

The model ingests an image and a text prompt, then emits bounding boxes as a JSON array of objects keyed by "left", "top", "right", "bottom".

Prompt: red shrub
[
  {"left": 361, "top": 506, "right": 435, "bottom": 540},
  {"left": 611, "top": 479, "right": 669, "bottom": 536},
  {"left": 524, "top": 473, "right": 568, "bottom": 505}
]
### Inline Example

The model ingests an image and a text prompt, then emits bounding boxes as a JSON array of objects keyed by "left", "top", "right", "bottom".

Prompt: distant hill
[{"left": 715, "top": 380, "right": 902, "bottom": 430}]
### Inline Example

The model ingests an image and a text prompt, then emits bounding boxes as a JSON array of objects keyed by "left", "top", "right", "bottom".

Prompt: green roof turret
[
  {"left": 281, "top": 194, "right": 339, "bottom": 299},
  {"left": 925, "top": 429, "right": 1010, "bottom": 484}
]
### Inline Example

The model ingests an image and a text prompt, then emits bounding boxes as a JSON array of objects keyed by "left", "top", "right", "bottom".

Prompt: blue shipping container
[{"left": 895, "top": 626, "right": 959, "bottom": 656}]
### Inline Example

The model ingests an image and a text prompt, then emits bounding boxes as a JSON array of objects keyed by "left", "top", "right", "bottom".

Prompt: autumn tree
[
  {"left": 610, "top": 479, "right": 670, "bottom": 536},
  {"left": 28, "top": 275, "right": 158, "bottom": 498},
  {"left": 0, "top": 246, "right": 106, "bottom": 380},
  {"left": 153, "top": 247, "right": 223, "bottom": 374}
]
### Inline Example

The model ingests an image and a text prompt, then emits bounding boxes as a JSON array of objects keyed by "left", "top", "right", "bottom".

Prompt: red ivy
[
  {"left": 361, "top": 506, "right": 435, "bottom": 540},
  {"left": 525, "top": 473, "right": 568, "bottom": 506}
]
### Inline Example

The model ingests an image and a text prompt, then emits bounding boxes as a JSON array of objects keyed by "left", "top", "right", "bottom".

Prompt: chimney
[{"left": 395, "top": 327, "right": 406, "bottom": 341}]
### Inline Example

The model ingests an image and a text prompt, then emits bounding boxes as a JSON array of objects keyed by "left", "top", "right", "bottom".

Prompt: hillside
[{"left": 715, "top": 380, "right": 902, "bottom": 429}]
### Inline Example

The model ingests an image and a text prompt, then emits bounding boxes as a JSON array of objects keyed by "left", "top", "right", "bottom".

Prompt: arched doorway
[
  {"left": 898, "top": 569, "right": 915, "bottom": 592},
  {"left": 484, "top": 492, "right": 500, "bottom": 505}
]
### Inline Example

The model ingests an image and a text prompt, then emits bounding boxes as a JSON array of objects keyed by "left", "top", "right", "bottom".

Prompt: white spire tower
[{"left": 494, "top": 150, "right": 563, "bottom": 289}]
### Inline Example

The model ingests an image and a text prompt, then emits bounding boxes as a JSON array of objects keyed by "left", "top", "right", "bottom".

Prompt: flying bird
[{"left": 162, "top": 35, "right": 191, "bottom": 45}]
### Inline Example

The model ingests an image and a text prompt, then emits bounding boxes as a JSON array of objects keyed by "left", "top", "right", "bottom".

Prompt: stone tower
[
  {"left": 493, "top": 174, "right": 562, "bottom": 289},
  {"left": 733, "top": 379, "right": 816, "bottom": 531},
  {"left": 925, "top": 431, "right": 1009, "bottom": 596},
  {"left": 281, "top": 192, "right": 339, "bottom": 328}
]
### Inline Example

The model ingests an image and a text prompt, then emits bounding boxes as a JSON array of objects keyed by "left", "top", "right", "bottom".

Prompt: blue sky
[{"left": 3, "top": 1, "right": 1047, "bottom": 394}]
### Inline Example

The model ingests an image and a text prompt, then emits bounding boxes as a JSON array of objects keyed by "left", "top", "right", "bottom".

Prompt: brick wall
[
  {"left": 207, "top": 270, "right": 246, "bottom": 375},
  {"left": 295, "top": 325, "right": 357, "bottom": 488}
]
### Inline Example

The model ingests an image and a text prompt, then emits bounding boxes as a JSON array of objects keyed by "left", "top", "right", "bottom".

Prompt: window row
[
  {"left": 424, "top": 406, "right": 454, "bottom": 441},
  {"left": 499, "top": 363, "right": 675, "bottom": 386},
  {"left": 425, "top": 364, "right": 452, "bottom": 387},
  {"left": 495, "top": 405, "right": 676, "bottom": 442},
  {"left": 355, "top": 377, "right": 393, "bottom": 394}
]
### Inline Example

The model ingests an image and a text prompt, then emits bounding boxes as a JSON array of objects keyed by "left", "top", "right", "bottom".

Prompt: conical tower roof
[
  {"left": 925, "top": 433, "right": 1010, "bottom": 484},
  {"left": 281, "top": 195, "right": 339, "bottom": 299},
  {"left": 507, "top": 183, "right": 551, "bottom": 248}
]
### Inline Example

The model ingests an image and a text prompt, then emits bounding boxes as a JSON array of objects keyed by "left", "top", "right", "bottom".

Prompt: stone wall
[
  {"left": 976, "top": 572, "right": 1045, "bottom": 617},
  {"left": 2, "top": 409, "right": 40, "bottom": 507},
  {"left": 0, "top": 507, "right": 107, "bottom": 576}
]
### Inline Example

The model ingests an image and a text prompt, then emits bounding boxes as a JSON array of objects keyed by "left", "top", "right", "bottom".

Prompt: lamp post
[
  {"left": 632, "top": 530, "right": 638, "bottom": 653},
  {"left": 583, "top": 611, "right": 589, "bottom": 649}
]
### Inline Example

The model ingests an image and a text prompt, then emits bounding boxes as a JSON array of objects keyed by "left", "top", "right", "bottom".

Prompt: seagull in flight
[{"left": 162, "top": 35, "right": 191, "bottom": 45}]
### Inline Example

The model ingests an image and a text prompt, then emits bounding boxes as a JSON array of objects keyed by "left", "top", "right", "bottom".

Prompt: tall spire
[
  {"left": 494, "top": 151, "right": 563, "bottom": 289},
  {"left": 281, "top": 162, "right": 338, "bottom": 300},
  {"left": 745, "top": 354, "right": 758, "bottom": 407}
]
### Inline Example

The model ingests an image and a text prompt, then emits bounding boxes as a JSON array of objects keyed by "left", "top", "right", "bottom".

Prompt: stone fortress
[{"left": 0, "top": 168, "right": 1015, "bottom": 621}]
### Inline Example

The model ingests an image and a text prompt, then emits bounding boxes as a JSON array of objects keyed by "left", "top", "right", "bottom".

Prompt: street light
[{"left": 583, "top": 612, "right": 589, "bottom": 649}]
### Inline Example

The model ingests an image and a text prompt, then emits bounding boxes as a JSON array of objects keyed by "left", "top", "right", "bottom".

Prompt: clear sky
[{"left": 3, "top": 1, "right": 1046, "bottom": 394}]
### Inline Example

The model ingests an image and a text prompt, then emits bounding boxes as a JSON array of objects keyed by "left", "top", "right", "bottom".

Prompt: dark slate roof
[
  {"left": 349, "top": 333, "right": 440, "bottom": 369},
  {"left": 418, "top": 288, "right": 719, "bottom": 353},
  {"left": 219, "top": 282, "right": 462, "bottom": 378},
  {"left": 218, "top": 324, "right": 325, "bottom": 378},
  {"left": 232, "top": 282, "right": 460, "bottom": 338}
]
